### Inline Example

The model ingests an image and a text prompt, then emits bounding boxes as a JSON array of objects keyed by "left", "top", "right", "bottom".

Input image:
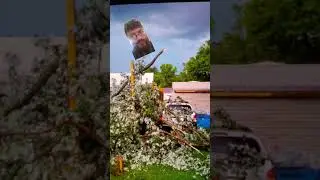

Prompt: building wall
[
  {"left": 172, "top": 92, "right": 210, "bottom": 113},
  {"left": 171, "top": 82, "right": 210, "bottom": 113},
  {"left": 110, "top": 73, "right": 154, "bottom": 89},
  {"left": 211, "top": 98, "right": 320, "bottom": 157},
  {"left": 211, "top": 64, "right": 320, "bottom": 91}
]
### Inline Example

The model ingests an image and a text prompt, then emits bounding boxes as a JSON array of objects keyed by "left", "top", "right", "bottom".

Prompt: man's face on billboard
[{"left": 127, "top": 27, "right": 149, "bottom": 48}]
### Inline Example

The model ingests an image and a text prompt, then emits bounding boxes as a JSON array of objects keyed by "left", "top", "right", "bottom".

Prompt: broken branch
[
  {"left": 3, "top": 46, "right": 63, "bottom": 117},
  {"left": 111, "top": 49, "right": 165, "bottom": 98}
]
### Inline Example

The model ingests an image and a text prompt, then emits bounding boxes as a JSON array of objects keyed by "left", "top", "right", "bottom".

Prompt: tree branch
[
  {"left": 0, "top": 136, "right": 61, "bottom": 179},
  {"left": 111, "top": 49, "right": 165, "bottom": 98},
  {"left": 2, "top": 46, "right": 63, "bottom": 117},
  {"left": 159, "top": 129, "right": 203, "bottom": 155},
  {"left": 0, "top": 123, "right": 64, "bottom": 138},
  {"left": 0, "top": 118, "right": 108, "bottom": 152}
]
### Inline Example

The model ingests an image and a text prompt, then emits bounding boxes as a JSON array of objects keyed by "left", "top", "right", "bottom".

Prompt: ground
[
  {"left": 110, "top": 165, "right": 205, "bottom": 180},
  {"left": 111, "top": 151, "right": 209, "bottom": 180}
]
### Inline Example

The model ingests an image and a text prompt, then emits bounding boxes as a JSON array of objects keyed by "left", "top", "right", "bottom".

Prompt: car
[
  {"left": 212, "top": 129, "right": 275, "bottom": 180},
  {"left": 163, "top": 102, "right": 194, "bottom": 124},
  {"left": 158, "top": 102, "right": 196, "bottom": 132},
  {"left": 192, "top": 112, "right": 210, "bottom": 129}
]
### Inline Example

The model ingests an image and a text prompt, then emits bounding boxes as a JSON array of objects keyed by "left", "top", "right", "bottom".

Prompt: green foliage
[
  {"left": 242, "top": 0, "right": 320, "bottom": 63},
  {"left": 212, "top": 0, "right": 320, "bottom": 64},
  {"left": 210, "top": 18, "right": 215, "bottom": 33},
  {"left": 180, "top": 41, "right": 210, "bottom": 82},
  {"left": 152, "top": 41, "right": 210, "bottom": 87},
  {"left": 154, "top": 64, "right": 178, "bottom": 88},
  {"left": 144, "top": 67, "right": 158, "bottom": 73}
]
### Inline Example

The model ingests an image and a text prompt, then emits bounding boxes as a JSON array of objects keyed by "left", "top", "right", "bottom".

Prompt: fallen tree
[
  {"left": 0, "top": 1, "right": 109, "bottom": 179},
  {"left": 110, "top": 65, "right": 210, "bottom": 177}
]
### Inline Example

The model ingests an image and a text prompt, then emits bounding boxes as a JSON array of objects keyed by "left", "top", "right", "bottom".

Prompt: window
[
  {"left": 167, "top": 105, "right": 193, "bottom": 115},
  {"left": 212, "top": 136, "right": 261, "bottom": 153}
]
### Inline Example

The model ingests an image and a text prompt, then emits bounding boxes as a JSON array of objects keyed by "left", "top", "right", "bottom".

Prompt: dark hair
[{"left": 124, "top": 19, "right": 143, "bottom": 36}]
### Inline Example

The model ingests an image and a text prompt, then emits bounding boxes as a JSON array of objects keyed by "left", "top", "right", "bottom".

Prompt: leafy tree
[
  {"left": 212, "top": 0, "right": 320, "bottom": 64},
  {"left": 154, "top": 64, "right": 178, "bottom": 88},
  {"left": 241, "top": 0, "right": 320, "bottom": 63},
  {"left": 180, "top": 41, "right": 210, "bottom": 81},
  {"left": 144, "top": 66, "right": 158, "bottom": 73},
  {"left": 212, "top": 33, "right": 267, "bottom": 64},
  {"left": 211, "top": 17, "right": 215, "bottom": 33}
]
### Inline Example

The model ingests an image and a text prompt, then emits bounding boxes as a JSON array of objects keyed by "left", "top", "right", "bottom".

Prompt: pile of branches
[{"left": 110, "top": 54, "right": 210, "bottom": 177}]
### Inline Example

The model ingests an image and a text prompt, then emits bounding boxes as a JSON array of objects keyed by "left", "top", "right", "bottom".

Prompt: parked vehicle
[
  {"left": 192, "top": 112, "right": 210, "bottom": 129},
  {"left": 159, "top": 102, "right": 194, "bottom": 132},
  {"left": 274, "top": 166, "right": 320, "bottom": 180},
  {"left": 212, "top": 129, "right": 275, "bottom": 180}
]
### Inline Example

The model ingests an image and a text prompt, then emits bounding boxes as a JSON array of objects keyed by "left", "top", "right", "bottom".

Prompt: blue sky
[{"left": 110, "top": 2, "right": 210, "bottom": 73}]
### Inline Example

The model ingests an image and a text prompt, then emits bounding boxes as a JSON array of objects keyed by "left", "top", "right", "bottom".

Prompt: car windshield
[
  {"left": 167, "top": 105, "right": 192, "bottom": 114},
  {"left": 212, "top": 136, "right": 261, "bottom": 153}
]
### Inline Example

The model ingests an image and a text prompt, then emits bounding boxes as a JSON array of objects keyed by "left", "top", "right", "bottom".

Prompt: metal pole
[
  {"left": 67, "top": 0, "right": 76, "bottom": 110},
  {"left": 130, "top": 61, "right": 135, "bottom": 97}
]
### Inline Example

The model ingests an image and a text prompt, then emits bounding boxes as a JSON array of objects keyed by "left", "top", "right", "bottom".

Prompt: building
[
  {"left": 162, "top": 88, "right": 173, "bottom": 101},
  {"left": 171, "top": 81, "right": 210, "bottom": 113},
  {"left": 211, "top": 63, "right": 320, "bottom": 157},
  {"left": 110, "top": 72, "right": 154, "bottom": 89}
]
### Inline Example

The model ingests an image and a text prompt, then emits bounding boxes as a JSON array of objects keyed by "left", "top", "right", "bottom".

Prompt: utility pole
[
  {"left": 130, "top": 61, "right": 135, "bottom": 97},
  {"left": 66, "top": 0, "right": 76, "bottom": 110}
]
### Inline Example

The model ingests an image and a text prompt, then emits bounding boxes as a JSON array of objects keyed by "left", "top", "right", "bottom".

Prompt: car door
[{"left": 212, "top": 135, "right": 267, "bottom": 180}]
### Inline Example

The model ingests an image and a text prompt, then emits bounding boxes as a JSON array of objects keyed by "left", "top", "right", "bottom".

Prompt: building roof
[
  {"left": 172, "top": 82, "right": 210, "bottom": 92},
  {"left": 211, "top": 64, "right": 320, "bottom": 92},
  {"left": 163, "top": 88, "right": 173, "bottom": 93}
]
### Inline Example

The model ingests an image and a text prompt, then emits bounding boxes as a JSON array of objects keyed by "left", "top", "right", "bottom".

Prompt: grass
[
  {"left": 110, "top": 164, "right": 205, "bottom": 180},
  {"left": 111, "top": 151, "right": 209, "bottom": 180}
]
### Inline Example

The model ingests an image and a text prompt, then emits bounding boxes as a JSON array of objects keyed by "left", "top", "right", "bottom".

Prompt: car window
[
  {"left": 167, "top": 105, "right": 192, "bottom": 114},
  {"left": 212, "top": 136, "right": 261, "bottom": 153}
]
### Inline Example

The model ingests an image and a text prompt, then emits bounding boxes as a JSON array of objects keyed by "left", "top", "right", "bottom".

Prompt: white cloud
[
  {"left": 143, "top": 21, "right": 182, "bottom": 38},
  {"left": 111, "top": 12, "right": 191, "bottom": 39},
  {"left": 110, "top": 5, "right": 210, "bottom": 72},
  {"left": 143, "top": 13, "right": 189, "bottom": 38},
  {"left": 166, "top": 31, "right": 209, "bottom": 64},
  {"left": 170, "top": 31, "right": 209, "bottom": 52}
]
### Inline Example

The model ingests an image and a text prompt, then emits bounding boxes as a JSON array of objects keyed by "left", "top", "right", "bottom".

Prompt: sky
[
  {"left": 110, "top": 2, "right": 210, "bottom": 73},
  {"left": 0, "top": 0, "right": 238, "bottom": 74},
  {"left": 0, "top": 0, "right": 86, "bottom": 36},
  {"left": 211, "top": 0, "right": 240, "bottom": 41},
  {"left": 0, "top": 0, "right": 237, "bottom": 37}
]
